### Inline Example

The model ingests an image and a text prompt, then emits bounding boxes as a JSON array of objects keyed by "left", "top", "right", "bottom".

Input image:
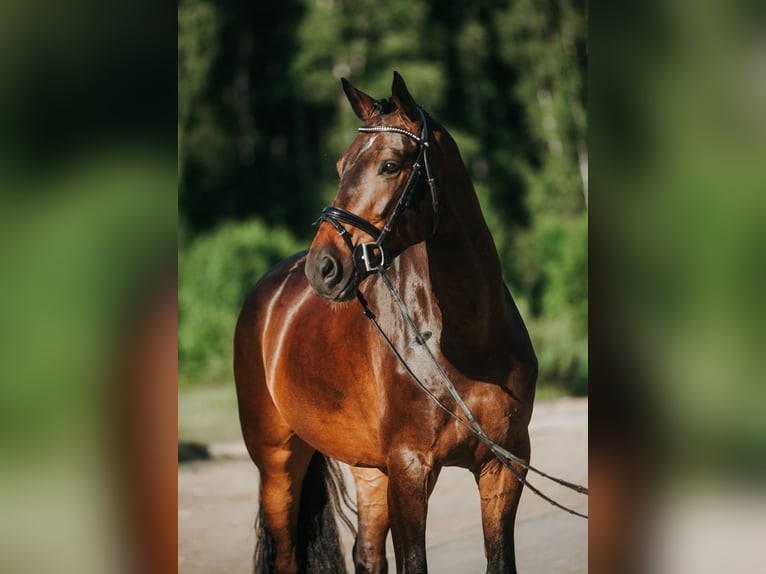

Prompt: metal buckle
[{"left": 358, "top": 242, "right": 385, "bottom": 273}]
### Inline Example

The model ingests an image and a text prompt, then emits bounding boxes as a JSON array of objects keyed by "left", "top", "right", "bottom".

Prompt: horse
[{"left": 234, "top": 71, "right": 538, "bottom": 574}]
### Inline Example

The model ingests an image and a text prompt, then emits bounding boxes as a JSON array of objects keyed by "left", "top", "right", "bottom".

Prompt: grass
[
  {"left": 178, "top": 383, "right": 241, "bottom": 444},
  {"left": 534, "top": 384, "right": 572, "bottom": 402}
]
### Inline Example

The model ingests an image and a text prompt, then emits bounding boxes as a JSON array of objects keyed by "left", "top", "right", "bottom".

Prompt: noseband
[{"left": 317, "top": 107, "right": 439, "bottom": 274}]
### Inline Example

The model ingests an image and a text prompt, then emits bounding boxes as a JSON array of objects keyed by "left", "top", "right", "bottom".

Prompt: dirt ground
[{"left": 178, "top": 397, "right": 587, "bottom": 573}]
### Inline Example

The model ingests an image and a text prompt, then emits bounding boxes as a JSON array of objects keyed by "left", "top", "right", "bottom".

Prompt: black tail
[
  {"left": 254, "top": 452, "right": 357, "bottom": 574},
  {"left": 254, "top": 498, "right": 275, "bottom": 574}
]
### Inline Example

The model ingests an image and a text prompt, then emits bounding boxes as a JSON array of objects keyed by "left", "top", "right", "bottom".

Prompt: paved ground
[{"left": 178, "top": 397, "right": 587, "bottom": 573}]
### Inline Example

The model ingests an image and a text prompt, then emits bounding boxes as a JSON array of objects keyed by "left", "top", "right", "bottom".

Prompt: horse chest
[{"left": 266, "top": 323, "right": 389, "bottom": 466}]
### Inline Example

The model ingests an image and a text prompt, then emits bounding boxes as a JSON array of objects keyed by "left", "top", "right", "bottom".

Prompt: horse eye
[{"left": 381, "top": 161, "right": 400, "bottom": 175}]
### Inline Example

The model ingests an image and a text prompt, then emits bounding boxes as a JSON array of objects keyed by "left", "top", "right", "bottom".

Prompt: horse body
[{"left": 234, "top": 73, "right": 537, "bottom": 574}]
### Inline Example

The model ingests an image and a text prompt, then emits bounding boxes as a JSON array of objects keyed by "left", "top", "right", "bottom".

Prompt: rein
[
  {"left": 356, "top": 273, "right": 588, "bottom": 520},
  {"left": 318, "top": 109, "right": 588, "bottom": 519}
]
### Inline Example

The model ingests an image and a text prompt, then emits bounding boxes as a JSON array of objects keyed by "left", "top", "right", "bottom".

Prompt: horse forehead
[
  {"left": 337, "top": 133, "right": 371, "bottom": 174},
  {"left": 349, "top": 133, "right": 388, "bottom": 162},
  {"left": 357, "top": 132, "right": 380, "bottom": 155},
  {"left": 344, "top": 131, "right": 410, "bottom": 166},
  {"left": 337, "top": 134, "right": 376, "bottom": 178}
]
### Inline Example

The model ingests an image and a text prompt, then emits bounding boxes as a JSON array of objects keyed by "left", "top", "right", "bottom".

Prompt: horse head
[{"left": 306, "top": 72, "right": 440, "bottom": 301}]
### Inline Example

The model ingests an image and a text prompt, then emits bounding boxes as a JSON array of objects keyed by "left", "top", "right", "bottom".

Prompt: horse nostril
[
  {"left": 321, "top": 257, "right": 334, "bottom": 278},
  {"left": 319, "top": 254, "right": 342, "bottom": 286}
]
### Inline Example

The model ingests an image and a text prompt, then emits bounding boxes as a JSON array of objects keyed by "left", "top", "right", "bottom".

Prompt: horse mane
[{"left": 371, "top": 98, "right": 397, "bottom": 116}]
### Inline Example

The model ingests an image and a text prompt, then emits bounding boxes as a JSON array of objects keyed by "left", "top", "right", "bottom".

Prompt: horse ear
[
  {"left": 341, "top": 77, "right": 378, "bottom": 121},
  {"left": 391, "top": 71, "right": 419, "bottom": 122}
]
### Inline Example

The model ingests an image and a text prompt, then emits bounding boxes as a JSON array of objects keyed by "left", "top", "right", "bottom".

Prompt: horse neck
[{"left": 422, "top": 133, "right": 508, "bottom": 348}]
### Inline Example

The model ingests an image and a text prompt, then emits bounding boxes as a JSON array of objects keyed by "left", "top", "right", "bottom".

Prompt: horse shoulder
[
  {"left": 236, "top": 251, "right": 309, "bottom": 341},
  {"left": 234, "top": 250, "right": 311, "bottom": 398}
]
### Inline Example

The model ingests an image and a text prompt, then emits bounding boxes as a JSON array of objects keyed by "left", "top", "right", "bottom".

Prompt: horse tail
[
  {"left": 253, "top": 452, "right": 356, "bottom": 574},
  {"left": 254, "top": 493, "right": 276, "bottom": 574},
  {"left": 297, "top": 451, "right": 357, "bottom": 573}
]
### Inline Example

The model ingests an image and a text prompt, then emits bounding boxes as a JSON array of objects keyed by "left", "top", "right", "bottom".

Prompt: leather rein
[{"left": 316, "top": 108, "right": 589, "bottom": 519}]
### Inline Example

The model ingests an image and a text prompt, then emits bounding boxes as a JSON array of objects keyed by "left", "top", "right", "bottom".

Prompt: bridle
[
  {"left": 317, "top": 106, "right": 439, "bottom": 275},
  {"left": 314, "top": 105, "right": 589, "bottom": 519}
]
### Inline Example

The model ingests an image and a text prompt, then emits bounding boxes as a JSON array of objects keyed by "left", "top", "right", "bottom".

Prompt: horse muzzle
[{"left": 305, "top": 247, "right": 360, "bottom": 302}]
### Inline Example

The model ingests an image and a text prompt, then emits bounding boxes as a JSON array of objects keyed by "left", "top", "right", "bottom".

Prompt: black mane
[{"left": 372, "top": 98, "right": 397, "bottom": 116}]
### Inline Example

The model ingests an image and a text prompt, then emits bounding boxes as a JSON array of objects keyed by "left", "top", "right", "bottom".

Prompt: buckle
[{"left": 355, "top": 242, "right": 385, "bottom": 273}]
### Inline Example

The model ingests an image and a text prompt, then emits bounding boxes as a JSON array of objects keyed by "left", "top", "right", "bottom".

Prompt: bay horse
[{"left": 234, "top": 72, "right": 537, "bottom": 574}]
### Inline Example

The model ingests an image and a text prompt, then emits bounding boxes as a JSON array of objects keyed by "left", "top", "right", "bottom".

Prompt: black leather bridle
[{"left": 317, "top": 106, "right": 439, "bottom": 275}]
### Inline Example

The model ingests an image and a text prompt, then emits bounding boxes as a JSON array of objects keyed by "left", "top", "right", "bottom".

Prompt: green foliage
[
  {"left": 521, "top": 214, "right": 588, "bottom": 395},
  {"left": 178, "top": 220, "right": 303, "bottom": 386},
  {"left": 178, "top": 0, "right": 220, "bottom": 126},
  {"left": 177, "top": 0, "right": 588, "bottom": 394}
]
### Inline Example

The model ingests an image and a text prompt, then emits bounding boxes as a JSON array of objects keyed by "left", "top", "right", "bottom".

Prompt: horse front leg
[
  {"left": 386, "top": 450, "right": 439, "bottom": 574},
  {"left": 475, "top": 431, "right": 530, "bottom": 574},
  {"left": 255, "top": 437, "right": 314, "bottom": 574},
  {"left": 351, "top": 467, "right": 390, "bottom": 574}
]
